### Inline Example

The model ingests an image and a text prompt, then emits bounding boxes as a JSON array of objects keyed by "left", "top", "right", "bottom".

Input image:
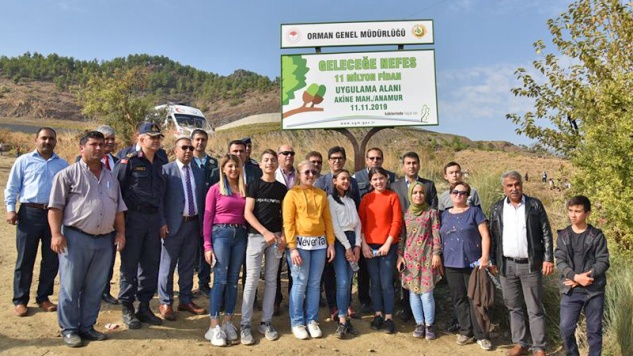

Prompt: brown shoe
[
  {"left": 507, "top": 344, "right": 529, "bottom": 356},
  {"left": 14, "top": 304, "right": 28, "bottom": 317},
  {"left": 38, "top": 301, "right": 57, "bottom": 312},
  {"left": 532, "top": 350, "right": 546, "bottom": 356},
  {"left": 177, "top": 301, "right": 206, "bottom": 315},
  {"left": 159, "top": 304, "right": 176, "bottom": 321}
]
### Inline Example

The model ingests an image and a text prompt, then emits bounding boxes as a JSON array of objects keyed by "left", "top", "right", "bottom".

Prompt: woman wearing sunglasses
[
  {"left": 359, "top": 167, "right": 403, "bottom": 334},
  {"left": 203, "top": 154, "right": 248, "bottom": 347},
  {"left": 440, "top": 181, "right": 492, "bottom": 351},
  {"left": 283, "top": 160, "right": 335, "bottom": 340}
]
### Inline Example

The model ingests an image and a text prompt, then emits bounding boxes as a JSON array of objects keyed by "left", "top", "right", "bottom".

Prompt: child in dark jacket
[{"left": 555, "top": 195, "right": 609, "bottom": 356}]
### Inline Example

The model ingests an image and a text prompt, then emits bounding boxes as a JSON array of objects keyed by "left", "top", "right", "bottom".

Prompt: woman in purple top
[
  {"left": 440, "top": 181, "right": 492, "bottom": 351},
  {"left": 203, "top": 154, "right": 247, "bottom": 347}
]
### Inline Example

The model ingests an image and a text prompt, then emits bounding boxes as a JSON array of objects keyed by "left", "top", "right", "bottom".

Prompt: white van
[{"left": 153, "top": 104, "right": 213, "bottom": 137}]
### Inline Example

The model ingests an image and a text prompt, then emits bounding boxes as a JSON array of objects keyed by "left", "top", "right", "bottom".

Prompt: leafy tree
[
  {"left": 281, "top": 55, "right": 308, "bottom": 105},
  {"left": 77, "top": 67, "right": 155, "bottom": 144},
  {"left": 507, "top": 0, "right": 633, "bottom": 251}
]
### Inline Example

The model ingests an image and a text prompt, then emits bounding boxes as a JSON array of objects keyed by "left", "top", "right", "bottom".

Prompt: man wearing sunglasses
[
  {"left": 305, "top": 151, "right": 324, "bottom": 178},
  {"left": 275, "top": 145, "right": 297, "bottom": 188},
  {"left": 353, "top": 148, "right": 396, "bottom": 198},
  {"left": 157, "top": 138, "right": 206, "bottom": 321}
]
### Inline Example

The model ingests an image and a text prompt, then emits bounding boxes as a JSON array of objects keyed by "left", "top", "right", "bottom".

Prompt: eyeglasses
[
  {"left": 303, "top": 169, "right": 318, "bottom": 176},
  {"left": 367, "top": 156, "right": 383, "bottom": 161},
  {"left": 329, "top": 156, "right": 344, "bottom": 161},
  {"left": 178, "top": 145, "right": 195, "bottom": 151},
  {"left": 451, "top": 190, "right": 469, "bottom": 196},
  {"left": 279, "top": 151, "right": 295, "bottom": 156},
  {"left": 310, "top": 160, "right": 322, "bottom": 165}
]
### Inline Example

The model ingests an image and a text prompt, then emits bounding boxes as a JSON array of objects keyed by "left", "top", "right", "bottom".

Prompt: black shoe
[
  {"left": 370, "top": 315, "right": 384, "bottom": 330},
  {"left": 136, "top": 304, "right": 163, "bottom": 325},
  {"left": 335, "top": 322, "right": 347, "bottom": 339},
  {"left": 446, "top": 322, "right": 460, "bottom": 334},
  {"left": 63, "top": 332, "right": 82, "bottom": 348},
  {"left": 199, "top": 284, "right": 211, "bottom": 297},
  {"left": 122, "top": 303, "right": 141, "bottom": 329},
  {"left": 102, "top": 293, "right": 119, "bottom": 305},
  {"left": 384, "top": 319, "right": 396, "bottom": 334},
  {"left": 79, "top": 328, "right": 108, "bottom": 341},
  {"left": 345, "top": 320, "right": 359, "bottom": 336},
  {"left": 399, "top": 309, "right": 412, "bottom": 323}
]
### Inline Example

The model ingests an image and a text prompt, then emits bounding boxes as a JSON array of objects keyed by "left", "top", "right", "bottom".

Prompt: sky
[{"left": 0, "top": 0, "right": 572, "bottom": 145}]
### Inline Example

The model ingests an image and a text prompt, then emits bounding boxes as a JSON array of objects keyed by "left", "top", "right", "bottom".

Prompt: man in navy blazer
[{"left": 157, "top": 137, "right": 206, "bottom": 321}]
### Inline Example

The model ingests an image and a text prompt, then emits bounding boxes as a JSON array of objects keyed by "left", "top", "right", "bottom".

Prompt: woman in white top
[{"left": 327, "top": 169, "right": 362, "bottom": 339}]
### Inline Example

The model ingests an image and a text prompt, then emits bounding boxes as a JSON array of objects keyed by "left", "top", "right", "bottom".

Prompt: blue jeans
[
  {"left": 288, "top": 247, "right": 326, "bottom": 327},
  {"left": 560, "top": 291, "right": 605, "bottom": 356},
  {"left": 365, "top": 244, "right": 397, "bottom": 315},
  {"left": 333, "top": 231, "right": 355, "bottom": 318},
  {"left": 209, "top": 225, "right": 247, "bottom": 318},
  {"left": 410, "top": 290, "right": 435, "bottom": 325},
  {"left": 58, "top": 227, "right": 114, "bottom": 334}
]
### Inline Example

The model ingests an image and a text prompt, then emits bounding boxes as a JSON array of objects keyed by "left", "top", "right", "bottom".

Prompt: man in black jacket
[
  {"left": 489, "top": 171, "right": 553, "bottom": 356},
  {"left": 555, "top": 195, "right": 609, "bottom": 356}
]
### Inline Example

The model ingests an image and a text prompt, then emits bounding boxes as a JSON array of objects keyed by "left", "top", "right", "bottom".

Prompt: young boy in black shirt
[{"left": 555, "top": 195, "right": 609, "bottom": 356}]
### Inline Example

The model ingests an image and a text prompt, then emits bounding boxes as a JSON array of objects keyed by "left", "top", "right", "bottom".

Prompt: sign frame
[{"left": 281, "top": 19, "right": 434, "bottom": 49}]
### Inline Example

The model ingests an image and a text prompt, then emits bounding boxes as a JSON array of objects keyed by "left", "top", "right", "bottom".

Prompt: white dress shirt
[{"left": 502, "top": 196, "right": 528, "bottom": 258}]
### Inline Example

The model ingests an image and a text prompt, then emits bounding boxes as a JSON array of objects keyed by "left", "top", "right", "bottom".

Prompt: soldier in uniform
[
  {"left": 191, "top": 129, "right": 218, "bottom": 296},
  {"left": 114, "top": 122, "right": 166, "bottom": 329},
  {"left": 116, "top": 122, "right": 169, "bottom": 164}
]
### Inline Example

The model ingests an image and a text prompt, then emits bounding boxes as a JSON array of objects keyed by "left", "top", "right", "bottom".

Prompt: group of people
[{"left": 4, "top": 123, "right": 609, "bottom": 356}]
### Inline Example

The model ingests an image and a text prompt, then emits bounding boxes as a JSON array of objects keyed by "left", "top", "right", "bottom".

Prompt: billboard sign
[{"left": 281, "top": 49, "right": 438, "bottom": 129}]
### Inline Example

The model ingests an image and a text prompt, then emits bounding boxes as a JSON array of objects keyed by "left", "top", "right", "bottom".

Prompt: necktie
[
  {"left": 184, "top": 165, "right": 195, "bottom": 216},
  {"left": 104, "top": 156, "right": 111, "bottom": 171}
]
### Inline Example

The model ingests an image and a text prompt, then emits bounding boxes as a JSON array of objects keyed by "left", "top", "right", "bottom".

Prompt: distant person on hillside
[
  {"left": 5, "top": 127, "right": 69, "bottom": 317},
  {"left": 524, "top": 172, "right": 529, "bottom": 182},
  {"left": 556, "top": 195, "right": 609, "bottom": 356},
  {"left": 0, "top": 143, "right": 4, "bottom": 156},
  {"left": 542, "top": 171, "right": 547, "bottom": 184}
]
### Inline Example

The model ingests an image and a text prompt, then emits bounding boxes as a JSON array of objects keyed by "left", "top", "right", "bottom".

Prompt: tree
[
  {"left": 77, "top": 67, "right": 155, "bottom": 145},
  {"left": 507, "top": 0, "right": 633, "bottom": 251}
]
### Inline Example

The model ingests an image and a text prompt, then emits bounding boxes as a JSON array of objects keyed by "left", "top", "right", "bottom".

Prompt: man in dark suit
[
  {"left": 116, "top": 122, "right": 169, "bottom": 164},
  {"left": 391, "top": 151, "right": 438, "bottom": 211},
  {"left": 391, "top": 151, "right": 439, "bottom": 322},
  {"left": 191, "top": 129, "right": 218, "bottom": 296},
  {"left": 353, "top": 147, "right": 396, "bottom": 197},
  {"left": 157, "top": 137, "right": 206, "bottom": 321}
]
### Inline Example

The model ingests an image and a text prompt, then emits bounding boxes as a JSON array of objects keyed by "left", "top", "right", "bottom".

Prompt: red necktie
[{"left": 104, "top": 156, "right": 111, "bottom": 171}]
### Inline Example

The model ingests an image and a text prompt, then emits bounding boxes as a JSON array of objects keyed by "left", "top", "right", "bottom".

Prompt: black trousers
[
  {"left": 445, "top": 267, "right": 487, "bottom": 340},
  {"left": 13, "top": 206, "right": 58, "bottom": 305}
]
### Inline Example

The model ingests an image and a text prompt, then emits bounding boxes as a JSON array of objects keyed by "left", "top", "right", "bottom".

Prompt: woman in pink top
[{"left": 203, "top": 154, "right": 247, "bottom": 347}]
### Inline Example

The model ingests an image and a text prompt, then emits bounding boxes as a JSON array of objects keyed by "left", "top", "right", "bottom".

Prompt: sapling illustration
[{"left": 283, "top": 82, "right": 327, "bottom": 118}]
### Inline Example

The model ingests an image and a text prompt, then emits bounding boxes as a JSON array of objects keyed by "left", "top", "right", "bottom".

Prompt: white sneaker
[
  {"left": 240, "top": 325, "right": 254, "bottom": 345},
  {"left": 222, "top": 321, "right": 239, "bottom": 343},
  {"left": 477, "top": 339, "right": 493, "bottom": 351},
  {"left": 291, "top": 325, "right": 309, "bottom": 340},
  {"left": 258, "top": 322, "right": 279, "bottom": 341},
  {"left": 204, "top": 326, "right": 227, "bottom": 347},
  {"left": 307, "top": 320, "right": 322, "bottom": 338}
]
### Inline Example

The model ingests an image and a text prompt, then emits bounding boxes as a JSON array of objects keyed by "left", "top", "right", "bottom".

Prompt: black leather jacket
[{"left": 489, "top": 195, "right": 554, "bottom": 276}]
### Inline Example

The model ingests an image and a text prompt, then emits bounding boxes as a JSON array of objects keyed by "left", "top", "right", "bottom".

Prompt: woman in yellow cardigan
[{"left": 283, "top": 160, "right": 335, "bottom": 340}]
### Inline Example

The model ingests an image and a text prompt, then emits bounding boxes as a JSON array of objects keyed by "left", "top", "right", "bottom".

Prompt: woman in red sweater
[{"left": 359, "top": 167, "right": 403, "bottom": 334}]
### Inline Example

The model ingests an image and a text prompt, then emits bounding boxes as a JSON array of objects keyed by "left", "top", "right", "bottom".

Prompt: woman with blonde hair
[
  {"left": 284, "top": 160, "right": 335, "bottom": 340},
  {"left": 203, "top": 154, "right": 247, "bottom": 347}
]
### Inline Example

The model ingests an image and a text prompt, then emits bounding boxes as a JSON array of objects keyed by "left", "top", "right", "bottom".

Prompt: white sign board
[
  {"left": 281, "top": 50, "right": 438, "bottom": 130},
  {"left": 281, "top": 20, "right": 434, "bottom": 48}
]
